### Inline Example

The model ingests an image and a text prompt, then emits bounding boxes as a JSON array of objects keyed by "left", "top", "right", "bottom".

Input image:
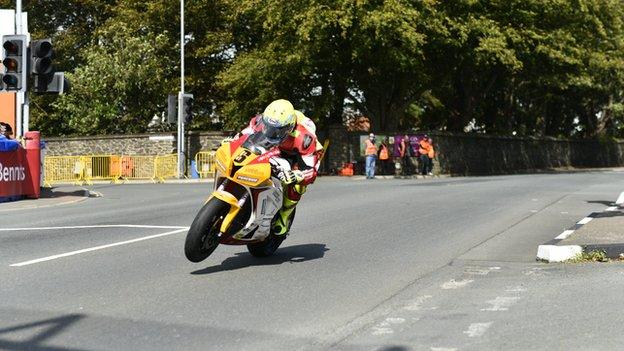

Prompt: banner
[
  {"left": 0, "top": 148, "right": 35, "bottom": 197},
  {"left": 393, "top": 134, "right": 427, "bottom": 157}
]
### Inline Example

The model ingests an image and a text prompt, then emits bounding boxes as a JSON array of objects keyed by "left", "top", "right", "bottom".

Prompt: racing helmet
[{"left": 256, "top": 99, "right": 296, "bottom": 147}]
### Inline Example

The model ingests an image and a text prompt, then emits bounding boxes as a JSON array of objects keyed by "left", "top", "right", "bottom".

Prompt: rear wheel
[
  {"left": 184, "top": 198, "right": 229, "bottom": 262},
  {"left": 247, "top": 209, "right": 296, "bottom": 257}
]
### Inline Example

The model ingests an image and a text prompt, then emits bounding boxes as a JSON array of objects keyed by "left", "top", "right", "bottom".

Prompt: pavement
[
  {"left": 537, "top": 198, "right": 624, "bottom": 261},
  {"left": 2, "top": 172, "right": 624, "bottom": 350}
]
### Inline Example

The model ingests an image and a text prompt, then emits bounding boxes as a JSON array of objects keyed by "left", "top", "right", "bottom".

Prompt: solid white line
[
  {"left": 555, "top": 230, "right": 575, "bottom": 240},
  {"left": 10, "top": 228, "right": 188, "bottom": 267},
  {"left": 577, "top": 217, "right": 593, "bottom": 225},
  {"left": 616, "top": 191, "right": 624, "bottom": 205},
  {"left": 0, "top": 225, "right": 188, "bottom": 231}
]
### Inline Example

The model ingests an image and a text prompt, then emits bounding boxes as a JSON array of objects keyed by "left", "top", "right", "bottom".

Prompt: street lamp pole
[{"left": 177, "top": 0, "right": 185, "bottom": 178}]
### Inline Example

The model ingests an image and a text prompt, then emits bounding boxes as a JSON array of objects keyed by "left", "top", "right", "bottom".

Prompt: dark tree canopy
[{"left": 1, "top": 0, "right": 623, "bottom": 138}]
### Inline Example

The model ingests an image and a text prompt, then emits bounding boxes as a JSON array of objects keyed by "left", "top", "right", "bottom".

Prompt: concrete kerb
[{"left": 536, "top": 192, "right": 624, "bottom": 262}]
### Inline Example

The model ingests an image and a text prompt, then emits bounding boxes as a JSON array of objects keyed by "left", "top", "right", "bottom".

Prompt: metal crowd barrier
[
  {"left": 44, "top": 154, "right": 180, "bottom": 185},
  {"left": 154, "top": 154, "right": 178, "bottom": 182},
  {"left": 43, "top": 156, "right": 84, "bottom": 186},
  {"left": 195, "top": 151, "right": 216, "bottom": 178}
]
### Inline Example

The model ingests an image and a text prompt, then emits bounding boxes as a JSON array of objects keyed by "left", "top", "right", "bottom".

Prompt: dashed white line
[
  {"left": 481, "top": 296, "right": 520, "bottom": 311},
  {"left": 463, "top": 322, "right": 492, "bottom": 337},
  {"left": 555, "top": 230, "right": 575, "bottom": 240},
  {"left": 10, "top": 228, "right": 188, "bottom": 267},
  {"left": 440, "top": 279, "right": 474, "bottom": 290},
  {"left": 577, "top": 217, "right": 593, "bottom": 225}
]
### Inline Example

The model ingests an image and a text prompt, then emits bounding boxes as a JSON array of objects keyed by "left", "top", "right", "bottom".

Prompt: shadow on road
[
  {"left": 0, "top": 314, "right": 86, "bottom": 351},
  {"left": 191, "top": 243, "right": 329, "bottom": 275},
  {"left": 586, "top": 200, "right": 616, "bottom": 206}
]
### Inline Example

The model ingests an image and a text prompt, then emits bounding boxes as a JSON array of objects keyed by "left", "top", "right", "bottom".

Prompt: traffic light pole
[{"left": 177, "top": 0, "right": 185, "bottom": 179}]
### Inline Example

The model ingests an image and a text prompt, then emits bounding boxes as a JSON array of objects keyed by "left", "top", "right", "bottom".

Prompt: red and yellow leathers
[{"left": 239, "top": 111, "right": 324, "bottom": 235}]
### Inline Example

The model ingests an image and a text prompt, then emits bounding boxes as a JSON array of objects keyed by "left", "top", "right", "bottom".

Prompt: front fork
[{"left": 210, "top": 179, "right": 250, "bottom": 234}]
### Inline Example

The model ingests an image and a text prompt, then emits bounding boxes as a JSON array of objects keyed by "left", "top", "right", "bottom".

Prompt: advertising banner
[
  {"left": 393, "top": 134, "right": 427, "bottom": 157},
  {"left": 0, "top": 148, "right": 34, "bottom": 197}
]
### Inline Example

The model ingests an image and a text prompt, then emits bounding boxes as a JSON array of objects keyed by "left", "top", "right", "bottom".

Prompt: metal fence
[
  {"left": 44, "top": 154, "right": 181, "bottom": 185},
  {"left": 195, "top": 151, "right": 216, "bottom": 178}
]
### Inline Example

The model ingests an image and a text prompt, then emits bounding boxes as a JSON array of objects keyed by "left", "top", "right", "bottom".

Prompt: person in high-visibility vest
[
  {"left": 364, "top": 133, "right": 378, "bottom": 179},
  {"left": 378, "top": 136, "right": 391, "bottom": 175},
  {"left": 418, "top": 136, "right": 435, "bottom": 175}
]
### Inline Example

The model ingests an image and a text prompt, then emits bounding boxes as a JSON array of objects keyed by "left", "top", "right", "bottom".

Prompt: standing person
[
  {"left": 0, "top": 122, "right": 19, "bottom": 152},
  {"left": 399, "top": 134, "right": 413, "bottom": 175},
  {"left": 378, "top": 137, "right": 391, "bottom": 175},
  {"left": 418, "top": 136, "right": 433, "bottom": 175},
  {"left": 364, "top": 133, "right": 378, "bottom": 179},
  {"left": 426, "top": 137, "right": 435, "bottom": 175}
]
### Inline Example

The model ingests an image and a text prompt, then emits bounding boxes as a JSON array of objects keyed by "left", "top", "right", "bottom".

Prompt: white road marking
[
  {"left": 440, "top": 279, "right": 474, "bottom": 290},
  {"left": 481, "top": 297, "right": 520, "bottom": 311},
  {"left": 616, "top": 191, "right": 624, "bottom": 205},
  {"left": 465, "top": 266, "right": 500, "bottom": 276},
  {"left": 0, "top": 224, "right": 188, "bottom": 231},
  {"left": 371, "top": 317, "right": 405, "bottom": 336},
  {"left": 605, "top": 206, "right": 618, "bottom": 212},
  {"left": 463, "top": 322, "right": 492, "bottom": 337},
  {"left": 577, "top": 217, "right": 593, "bottom": 225},
  {"left": 505, "top": 286, "right": 527, "bottom": 293},
  {"left": 10, "top": 228, "right": 188, "bottom": 267},
  {"left": 404, "top": 295, "right": 433, "bottom": 311},
  {"left": 431, "top": 348, "right": 458, "bottom": 351},
  {"left": 555, "top": 230, "right": 575, "bottom": 240}
]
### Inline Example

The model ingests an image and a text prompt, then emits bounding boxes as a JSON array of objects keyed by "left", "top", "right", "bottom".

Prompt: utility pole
[
  {"left": 177, "top": 0, "right": 185, "bottom": 178},
  {"left": 15, "top": 0, "right": 24, "bottom": 138}
]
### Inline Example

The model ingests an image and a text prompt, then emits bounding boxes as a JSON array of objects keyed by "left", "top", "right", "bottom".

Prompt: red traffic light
[{"left": 2, "top": 40, "right": 19, "bottom": 55}]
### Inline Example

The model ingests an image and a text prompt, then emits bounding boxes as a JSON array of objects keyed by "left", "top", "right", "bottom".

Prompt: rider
[{"left": 234, "top": 99, "right": 323, "bottom": 236}]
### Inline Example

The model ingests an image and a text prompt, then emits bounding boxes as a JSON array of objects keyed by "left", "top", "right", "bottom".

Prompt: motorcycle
[{"left": 184, "top": 131, "right": 296, "bottom": 263}]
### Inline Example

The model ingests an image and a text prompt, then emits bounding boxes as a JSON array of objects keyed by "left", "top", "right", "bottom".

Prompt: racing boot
[{"left": 272, "top": 184, "right": 306, "bottom": 236}]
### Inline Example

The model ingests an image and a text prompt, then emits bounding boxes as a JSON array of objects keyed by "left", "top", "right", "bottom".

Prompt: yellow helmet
[{"left": 258, "top": 99, "right": 297, "bottom": 145}]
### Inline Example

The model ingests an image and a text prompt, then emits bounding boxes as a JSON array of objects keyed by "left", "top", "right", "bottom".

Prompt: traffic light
[
  {"left": 167, "top": 94, "right": 177, "bottom": 123},
  {"left": 2, "top": 35, "right": 27, "bottom": 91},
  {"left": 183, "top": 94, "right": 194, "bottom": 124},
  {"left": 30, "top": 39, "right": 58, "bottom": 93}
]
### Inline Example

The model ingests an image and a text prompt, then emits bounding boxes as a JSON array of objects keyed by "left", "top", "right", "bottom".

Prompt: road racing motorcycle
[{"left": 184, "top": 131, "right": 296, "bottom": 262}]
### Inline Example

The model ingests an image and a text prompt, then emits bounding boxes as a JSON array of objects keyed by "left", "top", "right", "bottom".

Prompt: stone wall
[
  {"left": 44, "top": 131, "right": 228, "bottom": 160},
  {"left": 42, "top": 128, "right": 624, "bottom": 176},
  {"left": 326, "top": 127, "right": 624, "bottom": 175}
]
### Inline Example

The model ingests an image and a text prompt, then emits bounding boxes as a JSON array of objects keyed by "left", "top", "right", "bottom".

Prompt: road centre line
[
  {"left": 0, "top": 224, "right": 188, "bottom": 231},
  {"left": 10, "top": 228, "right": 188, "bottom": 267}
]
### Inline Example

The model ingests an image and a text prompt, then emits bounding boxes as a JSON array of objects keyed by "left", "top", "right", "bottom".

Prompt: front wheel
[{"left": 184, "top": 198, "right": 229, "bottom": 262}]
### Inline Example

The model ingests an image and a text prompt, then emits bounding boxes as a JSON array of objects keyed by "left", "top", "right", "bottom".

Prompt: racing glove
[
  {"left": 278, "top": 169, "right": 304, "bottom": 184},
  {"left": 220, "top": 135, "right": 236, "bottom": 145}
]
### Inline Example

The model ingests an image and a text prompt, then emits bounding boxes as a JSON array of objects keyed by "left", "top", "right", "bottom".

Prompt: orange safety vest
[
  {"left": 419, "top": 140, "right": 431, "bottom": 156},
  {"left": 379, "top": 144, "right": 389, "bottom": 160},
  {"left": 428, "top": 144, "right": 435, "bottom": 158},
  {"left": 365, "top": 139, "right": 378, "bottom": 156}
]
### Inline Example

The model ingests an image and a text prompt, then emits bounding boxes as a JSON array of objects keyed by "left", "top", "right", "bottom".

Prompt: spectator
[
  {"left": 378, "top": 136, "right": 391, "bottom": 175},
  {"left": 364, "top": 133, "right": 378, "bottom": 179},
  {"left": 0, "top": 122, "right": 20, "bottom": 152},
  {"left": 418, "top": 136, "right": 434, "bottom": 175},
  {"left": 399, "top": 134, "right": 414, "bottom": 175}
]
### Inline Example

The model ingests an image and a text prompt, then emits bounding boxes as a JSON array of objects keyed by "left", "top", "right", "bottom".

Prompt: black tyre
[
  {"left": 184, "top": 198, "right": 229, "bottom": 262},
  {"left": 247, "top": 209, "right": 296, "bottom": 257}
]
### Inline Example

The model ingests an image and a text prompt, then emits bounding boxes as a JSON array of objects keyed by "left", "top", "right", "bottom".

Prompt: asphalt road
[{"left": 1, "top": 172, "right": 624, "bottom": 351}]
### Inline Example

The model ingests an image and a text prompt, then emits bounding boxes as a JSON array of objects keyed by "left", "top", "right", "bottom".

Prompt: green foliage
[{"left": 6, "top": 0, "right": 624, "bottom": 137}]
